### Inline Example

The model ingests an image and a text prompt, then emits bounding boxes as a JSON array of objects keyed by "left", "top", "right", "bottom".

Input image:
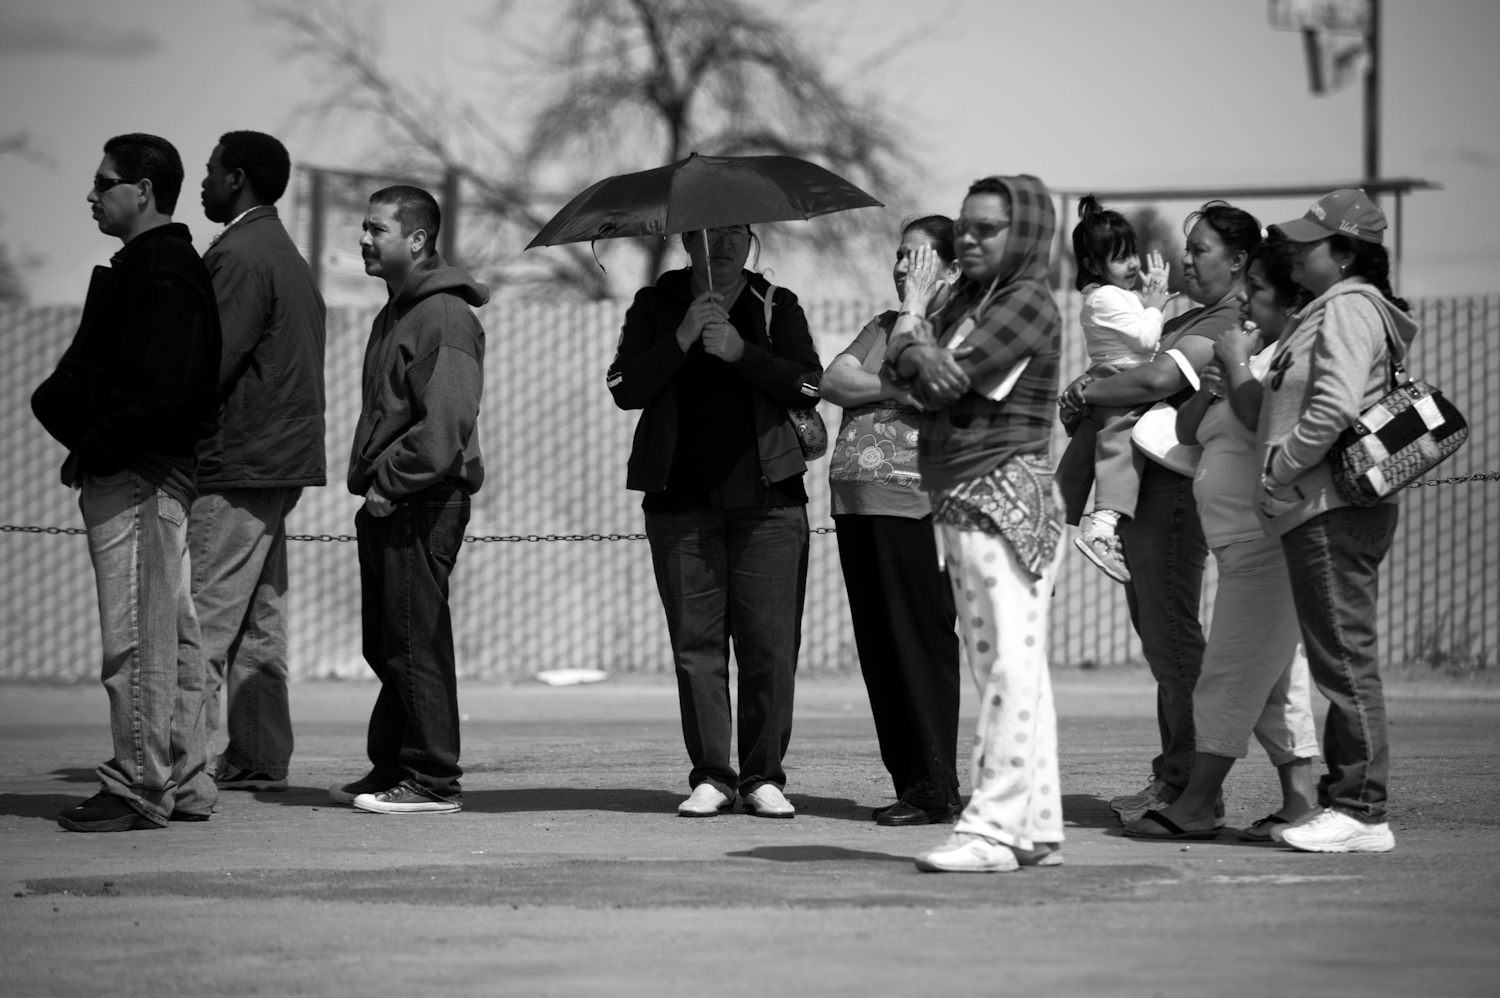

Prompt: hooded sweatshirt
[
  {"left": 884, "top": 175, "right": 1061, "bottom": 491},
  {"left": 347, "top": 254, "right": 488, "bottom": 499},
  {"left": 1256, "top": 279, "right": 1419, "bottom": 536}
]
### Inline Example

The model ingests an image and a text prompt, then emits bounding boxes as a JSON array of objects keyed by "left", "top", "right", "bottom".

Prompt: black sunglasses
[
  {"left": 954, "top": 217, "right": 1011, "bottom": 240},
  {"left": 93, "top": 176, "right": 142, "bottom": 194}
]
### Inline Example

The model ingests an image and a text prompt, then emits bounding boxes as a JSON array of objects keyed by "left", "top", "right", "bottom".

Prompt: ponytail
[
  {"left": 1071, "top": 194, "right": 1138, "bottom": 293},
  {"left": 1331, "top": 236, "right": 1409, "bottom": 313}
]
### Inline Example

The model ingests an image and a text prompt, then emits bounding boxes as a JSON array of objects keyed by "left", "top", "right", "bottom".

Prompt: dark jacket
[
  {"left": 31, "top": 222, "right": 221, "bottom": 502},
  {"left": 347, "top": 254, "right": 488, "bottom": 499},
  {"left": 197, "top": 206, "right": 327, "bottom": 491},
  {"left": 608, "top": 269, "right": 821, "bottom": 493}
]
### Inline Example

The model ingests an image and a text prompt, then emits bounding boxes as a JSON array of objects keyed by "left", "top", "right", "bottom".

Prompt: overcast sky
[{"left": 1, "top": 0, "right": 1497, "bottom": 303}]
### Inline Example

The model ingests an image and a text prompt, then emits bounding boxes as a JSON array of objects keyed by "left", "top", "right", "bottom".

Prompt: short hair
[
  {"left": 1071, "top": 195, "right": 1139, "bottom": 292},
  {"left": 103, "top": 133, "right": 184, "bottom": 214},
  {"left": 900, "top": 215, "right": 956, "bottom": 265},
  {"left": 218, "top": 130, "right": 291, "bottom": 203},
  {"left": 1184, "top": 199, "right": 1262, "bottom": 258},
  {"left": 369, "top": 185, "right": 442, "bottom": 255},
  {"left": 965, "top": 176, "right": 1013, "bottom": 212}
]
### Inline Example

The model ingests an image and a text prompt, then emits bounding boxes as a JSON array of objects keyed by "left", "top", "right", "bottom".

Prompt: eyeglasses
[
  {"left": 93, "top": 176, "right": 142, "bottom": 194},
  {"left": 703, "top": 227, "right": 750, "bottom": 244},
  {"left": 954, "top": 218, "right": 1011, "bottom": 240}
]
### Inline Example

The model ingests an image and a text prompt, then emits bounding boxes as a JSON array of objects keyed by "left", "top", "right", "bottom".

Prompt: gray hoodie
[
  {"left": 1256, "top": 279, "right": 1419, "bottom": 536},
  {"left": 347, "top": 254, "right": 488, "bottom": 499}
]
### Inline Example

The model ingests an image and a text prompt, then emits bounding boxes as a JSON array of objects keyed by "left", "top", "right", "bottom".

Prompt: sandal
[
  {"left": 1235, "top": 814, "right": 1291, "bottom": 842},
  {"left": 1123, "top": 808, "right": 1222, "bottom": 841}
]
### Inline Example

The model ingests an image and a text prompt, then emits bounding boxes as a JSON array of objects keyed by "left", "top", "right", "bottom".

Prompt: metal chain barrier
[{"left": 3, "top": 476, "right": 1493, "bottom": 542}]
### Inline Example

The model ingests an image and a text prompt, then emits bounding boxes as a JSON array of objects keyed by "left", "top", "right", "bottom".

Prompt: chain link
[{"left": 3, "top": 474, "right": 1493, "bottom": 542}]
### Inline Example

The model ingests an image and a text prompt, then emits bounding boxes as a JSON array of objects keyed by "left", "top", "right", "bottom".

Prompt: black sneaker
[
  {"left": 352, "top": 780, "right": 461, "bottom": 814},
  {"left": 328, "top": 771, "right": 394, "bottom": 805},
  {"left": 58, "top": 792, "right": 162, "bottom": 833}
]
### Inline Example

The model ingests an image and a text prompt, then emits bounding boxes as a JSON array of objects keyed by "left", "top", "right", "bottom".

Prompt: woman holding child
[{"left": 1058, "top": 201, "right": 1263, "bottom": 824}]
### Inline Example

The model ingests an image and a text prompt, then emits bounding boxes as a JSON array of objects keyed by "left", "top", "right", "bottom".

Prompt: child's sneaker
[{"left": 1074, "top": 512, "right": 1130, "bottom": 583}]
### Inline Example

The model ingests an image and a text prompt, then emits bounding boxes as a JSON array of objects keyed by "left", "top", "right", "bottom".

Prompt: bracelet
[{"left": 898, "top": 309, "right": 923, "bottom": 319}]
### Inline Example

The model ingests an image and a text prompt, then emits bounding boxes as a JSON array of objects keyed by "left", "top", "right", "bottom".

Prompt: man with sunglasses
[{"left": 32, "top": 133, "right": 223, "bottom": 832}]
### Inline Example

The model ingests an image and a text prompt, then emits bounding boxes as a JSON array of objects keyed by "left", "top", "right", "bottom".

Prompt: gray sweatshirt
[{"left": 1255, "top": 279, "right": 1418, "bottom": 537}]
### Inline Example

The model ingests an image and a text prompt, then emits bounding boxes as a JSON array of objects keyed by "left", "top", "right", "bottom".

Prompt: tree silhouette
[{"left": 264, "top": 0, "right": 912, "bottom": 299}]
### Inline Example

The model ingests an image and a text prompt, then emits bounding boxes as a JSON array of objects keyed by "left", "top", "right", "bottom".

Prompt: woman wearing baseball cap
[{"left": 1254, "top": 188, "right": 1418, "bottom": 854}]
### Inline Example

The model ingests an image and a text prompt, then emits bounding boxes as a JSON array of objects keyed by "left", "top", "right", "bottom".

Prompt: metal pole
[
  {"left": 1364, "top": 0, "right": 1381, "bottom": 198},
  {"left": 308, "top": 168, "right": 326, "bottom": 290},
  {"left": 441, "top": 168, "right": 460, "bottom": 265}
]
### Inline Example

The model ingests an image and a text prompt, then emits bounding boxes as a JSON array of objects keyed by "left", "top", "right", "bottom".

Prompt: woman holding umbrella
[
  {"left": 607, "top": 223, "right": 822, "bottom": 819},
  {"left": 884, "top": 175, "right": 1066, "bottom": 871}
]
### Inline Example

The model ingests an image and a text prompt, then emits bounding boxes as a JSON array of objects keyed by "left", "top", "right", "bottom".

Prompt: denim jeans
[
  {"left": 1117, "top": 461, "right": 1208, "bottom": 791},
  {"left": 80, "top": 469, "right": 217, "bottom": 824},
  {"left": 645, "top": 506, "right": 809, "bottom": 797},
  {"left": 189, "top": 487, "right": 301, "bottom": 778},
  {"left": 1280, "top": 504, "right": 1399, "bottom": 823},
  {"left": 356, "top": 484, "right": 471, "bottom": 799}
]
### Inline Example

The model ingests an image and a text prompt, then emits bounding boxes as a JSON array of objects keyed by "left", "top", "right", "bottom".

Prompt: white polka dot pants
[{"left": 938, "top": 524, "right": 1063, "bottom": 851}]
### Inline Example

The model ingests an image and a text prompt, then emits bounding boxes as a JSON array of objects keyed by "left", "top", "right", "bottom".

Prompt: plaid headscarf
[{"left": 886, "top": 174, "right": 1061, "bottom": 491}]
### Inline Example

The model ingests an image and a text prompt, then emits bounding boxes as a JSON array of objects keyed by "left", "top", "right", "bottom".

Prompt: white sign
[{"left": 1268, "top": 0, "right": 1371, "bottom": 35}]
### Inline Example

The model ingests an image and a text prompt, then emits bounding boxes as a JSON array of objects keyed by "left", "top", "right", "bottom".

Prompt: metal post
[
  {"left": 441, "top": 168, "right": 460, "bottom": 266},
  {"left": 1364, "top": 0, "right": 1381, "bottom": 198},
  {"left": 308, "top": 168, "right": 326, "bottom": 290}
]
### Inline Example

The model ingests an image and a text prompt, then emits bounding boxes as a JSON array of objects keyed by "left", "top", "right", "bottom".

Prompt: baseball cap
[{"left": 1273, "top": 188, "right": 1387, "bottom": 244}]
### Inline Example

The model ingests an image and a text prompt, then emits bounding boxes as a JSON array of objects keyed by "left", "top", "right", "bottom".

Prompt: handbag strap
[
  {"left": 1366, "top": 292, "right": 1412, "bottom": 392},
  {"left": 750, "top": 281, "right": 778, "bottom": 344}
]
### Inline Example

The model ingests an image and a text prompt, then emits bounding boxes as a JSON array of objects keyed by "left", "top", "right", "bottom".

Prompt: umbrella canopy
[{"left": 525, "top": 152, "right": 884, "bottom": 249}]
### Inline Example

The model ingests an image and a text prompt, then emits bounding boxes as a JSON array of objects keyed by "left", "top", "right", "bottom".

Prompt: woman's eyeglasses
[
  {"left": 92, "top": 176, "right": 142, "bottom": 194},
  {"left": 703, "top": 227, "right": 750, "bottom": 244},
  {"left": 954, "top": 218, "right": 1011, "bottom": 240}
]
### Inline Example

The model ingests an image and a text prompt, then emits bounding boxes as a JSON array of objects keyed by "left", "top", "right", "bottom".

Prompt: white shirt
[{"left": 1080, "top": 284, "right": 1163, "bottom": 372}]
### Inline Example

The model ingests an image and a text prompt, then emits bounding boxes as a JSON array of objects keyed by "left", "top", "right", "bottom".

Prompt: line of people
[
  {"left": 33, "top": 135, "right": 1412, "bottom": 869},
  {"left": 35, "top": 131, "right": 488, "bottom": 829}
]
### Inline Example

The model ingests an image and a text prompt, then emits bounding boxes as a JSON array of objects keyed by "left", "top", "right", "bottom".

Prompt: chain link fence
[{"left": 2, "top": 294, "right": 1495, "bottom": 681}]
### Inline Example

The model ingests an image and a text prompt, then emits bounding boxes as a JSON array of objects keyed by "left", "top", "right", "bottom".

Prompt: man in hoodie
[
  {"left": 193, "top": 131, "right": 327, "bottom": 794},
  {"left": 32, "top": 133, "right": 222, "bottom": 831},
  {"left": 329, "top": 185, "right": 488, "bottom": 815}
]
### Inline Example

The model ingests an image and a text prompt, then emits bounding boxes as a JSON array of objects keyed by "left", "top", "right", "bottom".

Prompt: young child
[{"left": 1056, "top": 196, "right": 1170, "bottom": 582}]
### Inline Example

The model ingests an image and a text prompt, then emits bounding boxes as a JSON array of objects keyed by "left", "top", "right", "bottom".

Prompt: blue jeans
[
  {"left": 356, "top": 485, "right": 470, "bottom": 799},
  {"left": 1280, "top": 505, "right": 1399, "bottom": 823},
  {"left": 189, "top": 488, "right": 301, "bottom": 778},
  {"left": 645, "top": 506, "right": 809, "bottom": 797},
  {"left": 1117, "top": 462, "right": 1208, "bottom": 791},
  {"left": 80, "top": 470, "right": 217, "bottom": 824}
]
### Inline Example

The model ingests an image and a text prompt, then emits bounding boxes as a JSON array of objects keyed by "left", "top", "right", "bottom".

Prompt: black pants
[
  {"left": 355, "top": 484, "right": 470, "bottom": 799},
  {"left": 835, "top": 514, "right": 960, "bottom": 805}
]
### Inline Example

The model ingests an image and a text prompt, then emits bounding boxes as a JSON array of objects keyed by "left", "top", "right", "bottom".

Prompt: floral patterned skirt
[{"left": 931, "top": 453, "right": 1062, "bottom": 580}]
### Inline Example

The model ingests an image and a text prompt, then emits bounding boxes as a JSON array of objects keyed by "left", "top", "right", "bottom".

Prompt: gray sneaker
[
  {"left": 353, "top": 781, "right": 461, "bottom": 814},
  {"left": 328, "top": 772, "right": 394, "bottom": 805}
]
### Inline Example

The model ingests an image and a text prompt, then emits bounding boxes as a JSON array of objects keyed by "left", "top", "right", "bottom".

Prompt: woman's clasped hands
[{"left": 676, "top": 290, "right": 744, "bottom": 361}]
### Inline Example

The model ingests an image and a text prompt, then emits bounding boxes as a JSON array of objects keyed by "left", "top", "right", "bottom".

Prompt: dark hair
[
  {"left": 218, "top": 130, "right": 291, "bottom": 204},
  {"left": 1071, "top": 195, "right": 1139, "bottom": 292},
  {"left": 966, "top": 176, "right": 1013, "bottom": 211},
  {"left": 1184, "top": 199, "right": 1262, "bottom": 258},
  {"left": 1329, "top": 235, "right": 1410, "bottom": 313},
  {"left": 103, "top": 133, "right": 184, "bottom": 214},
  {"left": 369, "top": 185, "right": 441, "bottom": 255},
  {"left": 1246, "top": 233, "right": 1309, "bottom": 311},
  {"left": 900, "top": 214, "right": 956, "bottom": 264}
]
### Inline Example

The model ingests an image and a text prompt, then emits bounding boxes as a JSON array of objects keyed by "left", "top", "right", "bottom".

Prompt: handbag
[
  {"left": 1131, "top": 389, "right": 1201, "bottom": 477},
  {"left": 1329, "top": 319, "right": 1467, "bottom": 506},
  {"left": 752, "top": 282, "right": 827, "bottom": 460}
]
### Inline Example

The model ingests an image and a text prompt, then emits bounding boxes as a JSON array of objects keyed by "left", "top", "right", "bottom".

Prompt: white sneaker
[
  {"left": 1279, "top": 809, "right": 1395, "bottom": 853},
  {"left": 352, "top": 782, "right": 461, "bottom": 814},
  {"left": 915, "top": 832, "right": 1020, "bottom": 873},
  {"left": 1111, "top": 779, "right": 1180, "bottom": 825},
  {"left": 743, "top": 784, "right": 796, "bottom": 819},
  {"left": 677, "top": 783, "right": 732, "bottom": 817}
]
